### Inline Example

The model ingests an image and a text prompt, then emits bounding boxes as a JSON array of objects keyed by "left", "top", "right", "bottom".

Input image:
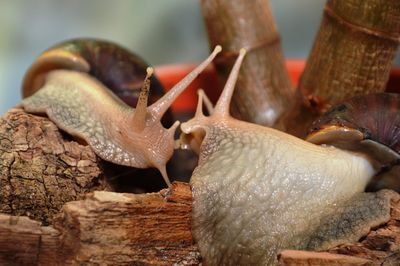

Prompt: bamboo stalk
[
  {"left": 284, "top": 0, "right": 400, "bottom": 137},
  {"left": 200, "top": 0, "right": 294, "bottom": 127}
]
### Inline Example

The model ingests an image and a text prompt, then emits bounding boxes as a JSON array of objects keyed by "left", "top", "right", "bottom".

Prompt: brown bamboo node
[
  {"left": 214, "top": 35, "right": 281, "bottom": 64},
  {"left": 324, "top": 5, "right": 400, "bottom": 43},
  {"left": 305, "top": 94, "right": 331, "bottom": 114},
  {"left": 296, "top": 88, "right": 332, "bottom": 115}
]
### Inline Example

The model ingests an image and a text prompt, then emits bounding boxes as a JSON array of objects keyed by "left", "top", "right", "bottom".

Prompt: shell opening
[{"left": 22, "top": 49, "right": 90, "bottom": 98}]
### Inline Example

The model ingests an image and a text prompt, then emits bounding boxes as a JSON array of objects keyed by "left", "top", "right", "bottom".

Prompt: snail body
[
  {"left": 20, "top": 40, "right": 222, "bottom": 186},
  {"left": 181, "top": 50, "right": 394, "bottom": 265}
]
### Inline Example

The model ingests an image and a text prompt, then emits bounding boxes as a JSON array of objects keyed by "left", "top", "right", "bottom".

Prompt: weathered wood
[
  {"left": 1, "top": 180, "right": 400, "bottom": 265},
  {"left": 0, "top": 182, "right": 200, "bottom": 265},
  {"left": 54, "top": 182, "right": 200, "bottom": 265},
  {"left": 0, "top": 108, "right": 110, "bottom": 225},
  {"left": 278, "top": 250, "right": 371, "bottom": 266},
  {"left": 0, "top": 214, "right": 60, "bottom": 266},
  {"left": 200, "top": 0, "right": 294, "bottom": 127}
]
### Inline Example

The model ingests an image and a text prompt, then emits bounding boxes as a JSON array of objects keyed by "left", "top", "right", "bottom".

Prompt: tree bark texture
[
  {"left": 1, "top": 182, "right": 400, "bottom": 265},
  {"left": 200, "top": 0, "right": 294, "bottom": 127},
  {"left": 0, "top": 182, "right": 200, "bottom": 266},
  {"left": 285, "top": 0, "right": 400, "bottom": 137},
  {"left": 0, "top": 108, "right": 110, "bottom": 225}
]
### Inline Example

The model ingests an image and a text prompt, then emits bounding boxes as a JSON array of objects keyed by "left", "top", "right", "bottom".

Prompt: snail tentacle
[
  {"left": 197, "top": 89, "right": 214, "bottom": 115},
  {"left": 213, "top": 48, "right": 246, "bottom": 117},
  {"left": 148, "top": 45, "right": 222, "bottom": 120},
  {"left": 131, "top": 67, "right": 152, "bottom": 132}
]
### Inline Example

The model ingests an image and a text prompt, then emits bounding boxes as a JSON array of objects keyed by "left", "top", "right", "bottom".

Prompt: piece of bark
[
  {"left": 278, "top": 250, "right": 371, "bottom": 266},
  {"left": 0, "top": 214, "right": 60, "bottom": 265},
  {"left": 54, "top": 182, "right": 200, "bottom": 265},
  {"left": 0, "top": 182, "right": 200, "bottom": 265},
  {"left": 0, "top": 108, "right": 110, "bottom": 225},
  {"left": 1, "top": 182, "right": 400, "bottom": 265},
  {"left": 200, "top": 0, "right": 294, "bottom": 127},
  {"left": 284, "top": 0, "right": 400, "bottom": 137}
]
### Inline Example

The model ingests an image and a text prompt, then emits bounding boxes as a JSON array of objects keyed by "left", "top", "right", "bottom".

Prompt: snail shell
[
  {"left": 22, "top": 38, "right": 166, "bottom": 110},
  {"left": 308, "top": 93, "right": 400, "bottom": 153},
  {"left": 307, "top": 93, "right": 400, "bottom": 191}
]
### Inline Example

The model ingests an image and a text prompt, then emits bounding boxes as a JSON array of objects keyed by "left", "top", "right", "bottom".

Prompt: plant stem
[
  {"left": 200, "top": 0, "right": 294, "bottom": 127},
  {"left": 285, "top": 0, "right": 400, "bottom": 137}
]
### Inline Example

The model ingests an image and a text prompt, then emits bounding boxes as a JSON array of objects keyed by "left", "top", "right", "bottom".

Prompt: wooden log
[
  {"left": 0, "top": 215, "right": 60, "bottom": 265},
  {"left": 0, "top": 182, "right": 200, "bottom": 265},
  {"left": 1, "top": 181, "right": 400, "bottom": 265},
  {"left": 54, "top": 182, "right": 200, "bottom": 265},
  {"left": 0, "top": 108, "right": 110, "bottom": 225},
  {"left": 278, "top": 250, "right": 371, "bottom": 266}
]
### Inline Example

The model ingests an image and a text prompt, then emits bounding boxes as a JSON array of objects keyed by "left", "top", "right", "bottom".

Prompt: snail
[
  {"left": 180, "top": 49, "right": 398, "bottom": 265},
  {"left": 20, "top": 40, "right": 222, "bottom": 187}
]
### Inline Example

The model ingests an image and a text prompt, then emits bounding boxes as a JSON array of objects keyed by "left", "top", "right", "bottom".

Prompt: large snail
[
  {"left": 19, "top": 38, "right": 222, "bottom": 186},
  {"left": 180, "top": 49, "right": 399, "bottom": 265}
]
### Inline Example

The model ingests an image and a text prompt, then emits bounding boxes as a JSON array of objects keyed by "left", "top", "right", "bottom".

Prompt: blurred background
[{"left": 1, "top": 0, "right": 399, "bottom": 115}]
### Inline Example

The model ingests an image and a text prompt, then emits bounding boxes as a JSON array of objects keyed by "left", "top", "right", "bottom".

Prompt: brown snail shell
[
  {"left": 22, "top": 38, "right": 167, "bottom": 114},
  {"left": 307, "top": 93, "right": 400, "bottom": 191}
]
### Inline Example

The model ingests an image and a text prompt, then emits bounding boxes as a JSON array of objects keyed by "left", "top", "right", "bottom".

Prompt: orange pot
[{"left": 156, "top": 61, "right": 400, "bottom": 113}]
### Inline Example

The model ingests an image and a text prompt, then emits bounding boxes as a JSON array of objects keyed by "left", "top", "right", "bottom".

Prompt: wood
[
  {"left": 200, "top": 0, "right": 294, "bottom": 127},
  {"left": 0, "top": 108, "right": 110, "bottom": 225},
  {"left": 0, "top": 215, "right": 60, "bottom": 265},
  {"left": 278, "top": 250, "right": 371, "bottom": 266},
  {"left": 284, "top": 0, "right": 400, "bottom": 137},
  {"left": 1, "top": 182, "right": 400, "bottom": 265},
  {"left": 0, "top": 182, "right": 200, "bottom": 265},
  {"left": 54, "top": 182, "right": 200, "bottom": 265}
]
